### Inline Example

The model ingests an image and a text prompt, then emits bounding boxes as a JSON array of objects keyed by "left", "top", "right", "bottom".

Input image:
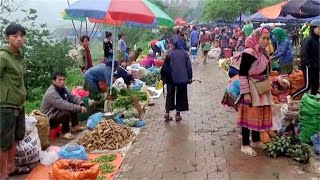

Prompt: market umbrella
[
  {"left": 174, "top": 17, "right": 188, "bottom": 26},
  {"left": 66, "top": 0, "right": 174, "bottom": 27},
  {"left": 65, "top": 0, "right": 174, "bottom": 94},
  {"left": 258, "top": 2, "right": 287, "bottom": 19},
  {"left": 282, "top": 0, "right": 320, "bottom": 18}
]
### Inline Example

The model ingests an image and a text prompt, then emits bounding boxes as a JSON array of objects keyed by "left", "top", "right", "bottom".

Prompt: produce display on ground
[
  {"left": 140, "top": 68, "right": 161, "bottom": 86},
  {"left": 264, "top": 135, "right": 311, "bottom": 163},
  {"left": 112, "top": 89, "right": 148, "bottom": 110},
  {"left": 77, "top": 119, "right": 135, "bottom": 152}
]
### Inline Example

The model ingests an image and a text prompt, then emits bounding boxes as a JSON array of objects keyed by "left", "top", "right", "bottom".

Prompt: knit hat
[{"left": 310, "top": 19, "right": 320, "bottom": 27}]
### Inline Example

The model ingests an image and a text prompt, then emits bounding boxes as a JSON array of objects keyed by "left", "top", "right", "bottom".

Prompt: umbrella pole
[
  {"left": 109, "top": 24, "right": 118, "bottom": 95},
  {"left": 86, "top": 20, "right": 88, "bottom": 36},
  {"left": 89, "top": 23, "right": 100, "bottom": 47}
]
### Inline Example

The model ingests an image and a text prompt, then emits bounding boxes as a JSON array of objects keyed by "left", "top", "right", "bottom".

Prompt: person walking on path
[
  {"left": 0, "top": 24, "right": 30, "bottom": 178},
  {"left": 161, "top": 37, "right": 192, "bottom": 122},
  {"left": 237, "top": 27, "right": 273, "bottom": 156},
  {"left": 291, "top": 19, "right": 320, "bottom": 98},
  {"left": 78, "top": 35, "right": 93, "bottom": 73},
  {"left": 190, "top": 26, "right": 199, "bottom": 63},
  {"left": 199, "top": 28, "right": 211, "bottom": 64},
  {"left": 117, "top": 33, "right": 127, "bottom": 61},
  {"left": 271, "top": 27, "right": 293, "bottom": 75}
]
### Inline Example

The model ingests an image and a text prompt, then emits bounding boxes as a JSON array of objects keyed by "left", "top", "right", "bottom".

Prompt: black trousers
[
  {"left": 165, "top": 84, "right": 189, "bottom": 112},
  {"left": 242, "top": 127, "right": 260, "bottom": 146},
  {"left": 50, "top": 111, "right": 78, "bottom": 134},
  {"left": 291, "top": 65, "right": 319, "bottom": 98}
]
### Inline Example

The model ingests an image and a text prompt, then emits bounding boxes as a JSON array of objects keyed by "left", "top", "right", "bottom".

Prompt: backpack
[{"left": 229, "top": 48, "right": 256, "bottom": 70}]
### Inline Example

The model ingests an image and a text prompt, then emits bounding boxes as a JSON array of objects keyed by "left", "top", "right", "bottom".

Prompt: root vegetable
[{"left": 77, "top": 119, "right": 135, "bottom": 152}]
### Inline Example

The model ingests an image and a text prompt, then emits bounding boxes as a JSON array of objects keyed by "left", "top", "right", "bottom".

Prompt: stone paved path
[{"left": 117, "top": 60, "right": 320, "bottom": 180}]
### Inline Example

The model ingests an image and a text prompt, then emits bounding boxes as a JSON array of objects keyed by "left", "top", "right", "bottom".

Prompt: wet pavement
[{"left": 116, "top": 59, "right": 320, "bottom": 180}]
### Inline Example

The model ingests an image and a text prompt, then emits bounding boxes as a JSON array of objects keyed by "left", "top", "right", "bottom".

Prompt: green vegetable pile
[
  {"left": 264, "top": 135, "right": 311, "bottom": 163},
  {"left": 99, "top": 163, "right": 115, "bottom": 174},
  {"left": 92, "top": 154, "right": 116, "bottom": 163},
  {"left": 96, "top": 175, "right": 104, "bottom": 180},
  {"left": 141, "top": 73, "right": 160, "bottom": 86},
  {"left": 111, "top": 89, "right": 147, "bottom": 110}
]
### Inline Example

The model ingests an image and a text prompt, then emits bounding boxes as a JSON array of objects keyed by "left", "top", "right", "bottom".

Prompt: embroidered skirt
[{"left": 237, "top": 97, "right": 272, "bottom": 131}]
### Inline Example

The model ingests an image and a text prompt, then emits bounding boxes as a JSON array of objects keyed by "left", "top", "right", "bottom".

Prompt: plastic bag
[
  {"left": 272, "top": 113, "right": 282, "bottom": 132},
  {"left": 311, "top": 133, "right": 320, "bottom": 155},
  {"left": 59, "top": 143, "right": 88, "bottom": 160},
  {"left": 40, "top": 151, "right": 60, "bottom": 166},
  {"left": 87, "top": 112, "right": 104, "bottom": 129},
  {"left": 52, "top": 160, "right": 99, "bottom": 180},
  {"left": 299, "top": 94, "right": 320, "bottom": 143},
  {"left": 71, "top": 87, "right": 89, "bottom": 98},
  {"left": 15, "top": 115, "right": 41, "bottom": 166},
  {"left": 280, "top": 104, "right": 299, "bottom": 126},
  {"left": 113, "top": 78, "right": 127, "bottom": 91}
]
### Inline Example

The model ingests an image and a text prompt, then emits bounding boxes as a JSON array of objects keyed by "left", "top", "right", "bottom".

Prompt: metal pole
[{"left": 109, "top": 24, "right": 117, "bottom": 95}]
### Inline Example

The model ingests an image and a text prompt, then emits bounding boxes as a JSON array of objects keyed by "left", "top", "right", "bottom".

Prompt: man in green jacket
[{"left": 0, "top": 24, "right": 30, "bottom": 178}]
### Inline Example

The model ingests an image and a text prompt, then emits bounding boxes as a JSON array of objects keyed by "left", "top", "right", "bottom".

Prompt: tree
[
  {"left": 0, "top": 2, "right": 74, "bottom": 101},
  {"left": 201, "top": 0, "right": 286, "bottom": 21}
]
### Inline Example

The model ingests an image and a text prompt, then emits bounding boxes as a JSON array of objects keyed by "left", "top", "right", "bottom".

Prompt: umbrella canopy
[
  {"left": 282, "top": 0, "right": 320, "bottom": 18},
  {"left": 248, "top": 12, "right": 296, "bottom": 22},
  {"left": 65, "top": 0, "right": 174, "bottom": 27},
  {"left": 61, "top": 10, "right": 86, "bottom": 21},
  {"left": 259, "top": 2, "right": 287, "bottom": 19},
  {"left": 174, "top": 17, "right": 188, "bottom": 26}
]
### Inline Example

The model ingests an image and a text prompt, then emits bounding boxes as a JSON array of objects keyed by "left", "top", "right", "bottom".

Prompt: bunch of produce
[
  {"left": 112, "top": 89, "right": 147, "bottom": 110},
  {"left": 92, "top": 154, "right": 116, "bottom": 163},
  {"left": 218, "top": 58, "right": 231, "bottom": 72},
  {"left": 141, "top": 70, "right": 161, "bottom": 86},
  {"left": 77, "top": 119, "right": 135, "bottom": 151},
  {"left": 264, "top": 135, "right": 311, "bottom": 163},
  {"left": 99, "top": 163, "right": 115, "bottom": 174}
]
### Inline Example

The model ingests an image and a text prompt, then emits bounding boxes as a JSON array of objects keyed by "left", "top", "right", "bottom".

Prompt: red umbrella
[{"left": 174, "top": 17, "right": 188, "bottom": 26}]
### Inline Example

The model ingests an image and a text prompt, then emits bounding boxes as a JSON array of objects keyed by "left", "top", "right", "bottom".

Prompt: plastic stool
[{"left": 49, "top": 126, "right": 62, "bottom": 140}]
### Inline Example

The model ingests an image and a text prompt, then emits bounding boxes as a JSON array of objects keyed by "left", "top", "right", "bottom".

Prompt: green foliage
[
  {"left": 202, "top": 0, "right": 286, "bottom": 21},
  {"left": 0, "top": 2, "right": 78, "bottom": 112}
]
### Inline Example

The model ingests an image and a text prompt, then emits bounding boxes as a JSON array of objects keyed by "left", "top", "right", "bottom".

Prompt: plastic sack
[
  {"left": 15, "top": 116, "right": 41, "bottom": 166},
  {"left": 30, "top": 110, "right": 50, "bottom": 149},
  {"left": 71, "top": 87, "right": 89, "bottom": 98},
  {"left": 208, "top": 47, "right": 221, "bottom": 60},
  {"left": 87, "top": 112, "right": 104, "bottom": 129},
  {"left": 40, "top": 151, "right": 59, "bottom": 166},
  {"left": 299, "top": 94, "right": 320, "bottom": 143},
  {"left": 272, "top": 113, "right": 282, "bottom": 132},
  {"left": 113, "top": 114, "right": 125, "bottom": 125},
  {"left": 52, "top": 159, "right": 99, "bottom": 180},
  {"left": 311, "top": 133, "right": 320, "bottom": 155},
  {"left": 123, "top": 108, "right": 139, "bottom": 119},
  {"left": 131, "top": 80, "right": 145, "bottom": 91},
  {"left": 280, "top": 104, "right": 299, "bottom": 126},
  {"left": 113, "top": 78, "right": 127, "bottom": 91},
  {"left": 59, "top": 143, "right": 88, "bottom": 160}
]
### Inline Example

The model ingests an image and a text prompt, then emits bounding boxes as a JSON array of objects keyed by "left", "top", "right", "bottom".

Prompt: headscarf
[
  {"left": 173, "top": 36, "right": 185, "bottom": 50},
  {"left": 245, "top": 27, "right": 270, "bottom": 55},
  {"left": 271, "top": 27, "right": 288, "bottom": 43}
]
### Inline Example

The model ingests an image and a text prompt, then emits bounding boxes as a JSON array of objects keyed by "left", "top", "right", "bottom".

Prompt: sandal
[
  {"left": 8, "top": 167, "right": 31, "bottom": 176},
  {"left": 241, "top": 146, "right": 257, "bottom": 157},
  {"left": 175, "top": 114, "right": 182, "bottom": 121},
  {"left": 250, "top": 141, "right": 267, "bottom": 149},
  {"left": 63, "top": 133, "right": 76, "bottom": 140},
  {"left": 71, "top": 126, "right": 86, "bottom": 133},
  {"left": 164, "top": 113, "right": 172, "bottom": 121}
]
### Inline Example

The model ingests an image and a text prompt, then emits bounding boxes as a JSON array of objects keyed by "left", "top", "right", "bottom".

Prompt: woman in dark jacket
[
  {"left": 161, "top": 37, "right": 193, "bottom": 121},
  {"left": 291, "top": 19, "right": 320, "bottom": 98}
]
